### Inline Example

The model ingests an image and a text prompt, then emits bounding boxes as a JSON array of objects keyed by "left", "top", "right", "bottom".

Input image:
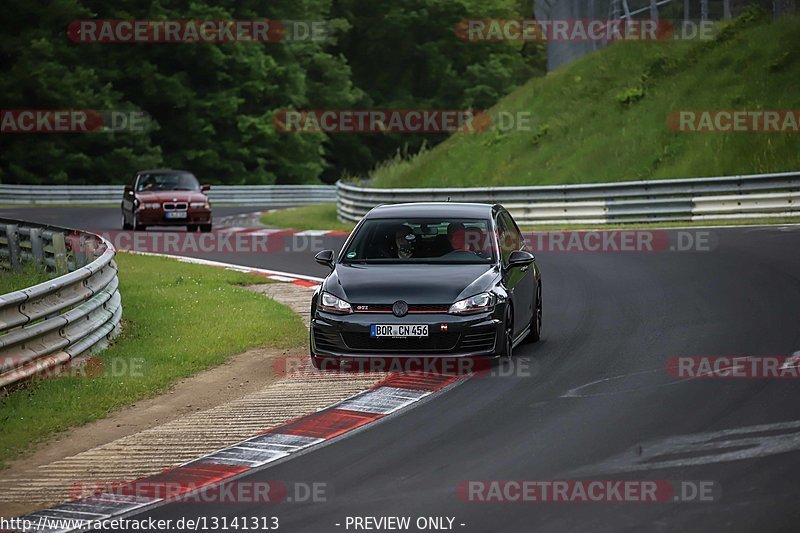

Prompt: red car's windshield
[{"left": 137, "top": 173, "right": 200, "bottom": 192}]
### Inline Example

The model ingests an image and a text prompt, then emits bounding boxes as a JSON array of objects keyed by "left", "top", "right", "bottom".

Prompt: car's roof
[
  {"left": 137, "top": 169, "right": 194, "bottom": 175},
  {"left": 366, "top": 202, "right": 498, "bottom": 219}
]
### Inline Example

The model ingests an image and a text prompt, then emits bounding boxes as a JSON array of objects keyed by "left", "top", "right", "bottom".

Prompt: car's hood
[
  {"left": 326, "top": 263, "right": 499, "bottom": 304},
  {"left": 136, "top": 190, "right": 207, "bottom": 202}
]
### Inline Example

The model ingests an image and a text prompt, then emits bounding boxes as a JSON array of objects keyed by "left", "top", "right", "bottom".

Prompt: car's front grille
[
  {"left": 353, "top": 303, "right": 450, "bottom": 314},
  {"left": 163, "top": 202, "right": 188, "bottom": 211},
  {"left": 459, "top": 329, "right": 496, "bottom": 353},
  {"left": 341, "top": 332, "right": 459, "bottom": 352}
]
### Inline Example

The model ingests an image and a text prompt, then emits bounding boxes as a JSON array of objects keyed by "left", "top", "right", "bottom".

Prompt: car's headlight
[
  {"left": 449, "top": 292, "right": 495, "bottom": 314},
  {"left": 142, "top": 202, "right": 161, "bottom": 209},
  {"left": 190, "top": 202, "right": 209, "bottom": 208},
  {"left": 319, "top": 292, "right": 352, "bottom": 314}
]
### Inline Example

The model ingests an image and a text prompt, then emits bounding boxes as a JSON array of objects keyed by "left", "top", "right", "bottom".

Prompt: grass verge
[
  {"left": 260, "top": 203, "right": 355, "bottom": 232},
  {"left": 0, "top": 252, "right": 307, "bottom": 468},
  {"left": 264, "top": 206, "right": 799, "bottom": 232},
  {"left": 0, "top": 263, "right": 51, "bottom": 294},
  {"left": 368, "top": 12, "right": 800, "bottom": 188}
]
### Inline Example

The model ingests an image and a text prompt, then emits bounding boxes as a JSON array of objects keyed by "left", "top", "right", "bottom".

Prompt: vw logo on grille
[{"left": 392, "top": 300, "right": 409, "bottom": 317}]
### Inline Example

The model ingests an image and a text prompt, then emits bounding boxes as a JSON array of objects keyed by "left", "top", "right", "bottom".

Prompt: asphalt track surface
[{"left": 3, "top": 206, "right": 800, "bottom": 532}]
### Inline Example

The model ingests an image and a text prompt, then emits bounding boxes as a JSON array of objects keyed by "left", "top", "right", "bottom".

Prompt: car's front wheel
[
  {"left": 200, "top": 224, "right": 212, "bottom": 233},
  {"left": 500, "top": 306, "right": 513, "bottom": 360},
  {"left": 526, "top": 282, "right": 542, "bottom": 343},
  {"left": 187, "top": 224, "right": 198, "bottom": 232},
  {"left": 122, "top": 212, "right": 132, "bottom": 230}
]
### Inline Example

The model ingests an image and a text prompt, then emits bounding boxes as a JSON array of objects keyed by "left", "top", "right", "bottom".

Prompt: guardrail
[
  {"left": 336, "top": 171, "right": 800, "bottom": 225},
  {"left": 0, "top": 219, "right": 122, "bottom": 389},
  {"left": 0, "top": 184, "right": 336, "bottom": 206}
]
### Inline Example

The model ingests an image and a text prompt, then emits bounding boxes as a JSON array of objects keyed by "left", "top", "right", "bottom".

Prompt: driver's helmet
[{"left": 394, "top": 224, "right": 416, "bottom": 257}]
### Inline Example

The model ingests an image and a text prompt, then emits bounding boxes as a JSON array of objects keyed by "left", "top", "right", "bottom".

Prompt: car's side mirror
[
  {"left": 124, "top": 185, "right": 133, "bottom": 194},
  {"left": 201, "top": 184, "right": 211, "bottom": 192},
  {"left": 315, "top": 250, "right": 335, "bottom": 270},
  {"left": 507, "top": 250, "right": 535, "bottom": 268}
]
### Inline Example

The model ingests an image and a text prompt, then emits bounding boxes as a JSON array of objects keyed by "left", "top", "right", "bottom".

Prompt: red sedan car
[{"left": 121, "top": 169, "right": 212, "bottom": 232}]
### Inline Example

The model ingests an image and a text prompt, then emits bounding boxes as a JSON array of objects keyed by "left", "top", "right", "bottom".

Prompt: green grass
[
  {"left": 260, "top": 203, "right": 355, "bottom": 232},
  {"left": 0, "top": 253, "right": 307, "bottom": 468},
  {"left": 368, "top": 12, "right": 800, "bottom": 188},
  {"left": 0, "top": 262, "right": 51, "bottom": 294}
]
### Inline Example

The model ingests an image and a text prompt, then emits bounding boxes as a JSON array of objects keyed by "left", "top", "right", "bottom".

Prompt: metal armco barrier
[
  {"left": 0, "top": 184, "right": 336, "bottom": 206},
  {"left": 336, "top": 171, "right": 800, "bottom": 225},
  {"left": 0, "top": 219, "right": 122, "bottom": 388}
]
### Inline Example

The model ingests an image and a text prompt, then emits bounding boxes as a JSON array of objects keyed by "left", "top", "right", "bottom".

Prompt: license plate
[
  {"left": 371, "top": 324, "right": 429, "bottom": 337},
  {"left": 165, "top": 211, "right": 187, "bottom": 219}
]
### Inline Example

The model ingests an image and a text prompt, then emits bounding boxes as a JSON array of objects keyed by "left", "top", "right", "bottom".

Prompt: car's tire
[
  {"left": 500, "top": 306, "right": 513, "bottom": 360},
  {"left": 133, "top": 214, "right": 145, "bottom": 231},
  {"left": 526, "top": 282, "right": 543, "bottom": 343},
  {"left": 187, "top": 224, "right": 198, "bottom": 232},
  {"left": 122, "top": 213, "right": 132, "bottom": 230},
  {"left": 200, "top": 224, "right": 212, "bottom": 233}
]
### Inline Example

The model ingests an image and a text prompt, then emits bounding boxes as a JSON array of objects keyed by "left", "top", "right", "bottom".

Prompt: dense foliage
[{"left": 0, "top": 0, "right": 543, "bottom": 185}]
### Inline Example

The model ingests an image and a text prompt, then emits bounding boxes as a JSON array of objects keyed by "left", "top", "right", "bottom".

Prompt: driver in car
[
  {"left": 140, "top": 176, "right": 157, "bottom": 191},
  {"left": 447, "top": 222, "right": 467, "bottom": 252},
  {"left": 444, "top": 222, "right": 488, "bottom": 258}
]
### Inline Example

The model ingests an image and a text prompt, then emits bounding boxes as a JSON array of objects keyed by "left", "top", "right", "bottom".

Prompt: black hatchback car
[{"left": 310, "top": 202, "right": 542, "bottom": 369}]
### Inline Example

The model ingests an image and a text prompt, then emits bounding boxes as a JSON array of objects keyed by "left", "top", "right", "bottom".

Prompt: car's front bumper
[
  {"left": 311, "top": 309, "right": 503, "bottom": 360},
  {"left": 137, "top": 208, "right": 212, "bottom": 226}
]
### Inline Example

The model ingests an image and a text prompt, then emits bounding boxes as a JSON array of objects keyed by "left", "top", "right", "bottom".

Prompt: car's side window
[
  {"left": 496, "top": 214, "right": 514, "bottom": 264},
  {"left": 502, "top": 211, "right": 525, "bottom": 251}
]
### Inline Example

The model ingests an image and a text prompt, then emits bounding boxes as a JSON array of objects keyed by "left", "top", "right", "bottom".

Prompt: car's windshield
[
  {"left": 342, "top": 217, "right": 495, "bottom": 264},
  {"left": 137, "top": 173, "right": 200, "bottom": 192}
]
